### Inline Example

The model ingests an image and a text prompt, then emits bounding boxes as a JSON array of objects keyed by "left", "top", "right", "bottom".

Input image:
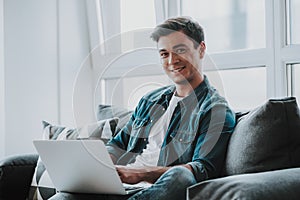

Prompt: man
[
  {"left": 106, "top": 16, "right": 236, "bottom": 200},
  {"left": 49, "top": 16, "right": 235, "bottom": 200}
]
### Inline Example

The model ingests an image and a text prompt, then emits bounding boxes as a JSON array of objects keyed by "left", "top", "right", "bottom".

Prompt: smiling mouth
[{"left": 171, "top": 66, "right": 186, "bottom": 73}]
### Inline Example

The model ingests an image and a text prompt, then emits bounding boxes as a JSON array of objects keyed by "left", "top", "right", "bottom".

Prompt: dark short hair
[{"left": 150, "top": 16, "right": 205, "bottom": 48}]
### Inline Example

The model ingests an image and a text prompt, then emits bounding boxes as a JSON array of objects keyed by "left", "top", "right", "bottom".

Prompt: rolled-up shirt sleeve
[
  {"left": 187, "top": 104, "right": 236, "bottom": 182},
  {"left": 106, "top": 100, "right": 141, "bottom": 162},
  {"left": 106, "top": 118, "right": 133, "bottom": 161}
]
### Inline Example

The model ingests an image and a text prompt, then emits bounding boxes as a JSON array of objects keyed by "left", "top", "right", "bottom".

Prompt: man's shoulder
[
  {"left": 142, "top": 85, "right": 174, "bottom": 101},
  {"left": 200, "top": 87, "right": 232, "bottom": 112}
]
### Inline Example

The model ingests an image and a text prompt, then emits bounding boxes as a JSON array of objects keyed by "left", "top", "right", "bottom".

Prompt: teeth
[{"left": 172, "top": 66, "right": 185, "bottom": 72}]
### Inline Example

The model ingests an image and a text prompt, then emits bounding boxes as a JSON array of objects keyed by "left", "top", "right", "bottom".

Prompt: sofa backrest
[
  {"left": 97, "top": 104, "right": 133, "bottom": 137},
  {"left": 223, "top": 97, "right": 300, "bottom": 176}
]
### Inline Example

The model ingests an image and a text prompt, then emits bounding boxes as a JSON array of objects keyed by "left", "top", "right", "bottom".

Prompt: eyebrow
[
  {"left": 172, "top": 44, "right": 188, "bottom": 49},
  {"left": 159, "top": 43, "right": 188, "bottom": 53}
]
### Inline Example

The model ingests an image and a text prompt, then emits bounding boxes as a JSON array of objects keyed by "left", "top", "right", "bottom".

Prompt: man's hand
[
  {"left": 116, "top": 166, "right": 145, "bottom": 184},
  {"left": 116, "top": 165, "right": 171, "bottom": 184},
  {"left": 115, "top": 164, "right": 193, "bottom": 184}
]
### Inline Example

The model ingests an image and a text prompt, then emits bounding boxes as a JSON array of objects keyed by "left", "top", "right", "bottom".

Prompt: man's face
[{"left": 157, "top": 31, "right": 205, "bottom": 86}]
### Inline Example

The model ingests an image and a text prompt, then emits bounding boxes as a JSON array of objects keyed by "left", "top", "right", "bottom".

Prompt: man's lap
[
  {"left": 49, "top": 166, "right": 196, "bottom": 200},
  {"left": 128, "top": 166, "right": 196, "bottom": 200},
  {"left": 49, "top": 192, "right": 131, "bottom": 200}
]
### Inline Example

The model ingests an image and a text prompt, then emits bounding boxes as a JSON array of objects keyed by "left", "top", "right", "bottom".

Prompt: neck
[{"left": 175, "top": 75, "right": 204, "bottom": 97}]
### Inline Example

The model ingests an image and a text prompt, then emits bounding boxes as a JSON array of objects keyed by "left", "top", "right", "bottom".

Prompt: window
[
  {"left": 284, "top": 0, "right": 300, "bottom": 103},
  {"left": 182, "top": 0, "right": 265, "bottom": 52},
  {"left": 294, "top": 65, "right": 300, "bottom": 104},
  {"left": 120, "top": 0, "right": 156, "bottom": 33},
  {"left": 96, "top": 0, "right": 300, "bottom": 111},
  {"left": 105, "top": 75, "right": 170, "bottom": 110},
  {"left": 123, "top": 75, "right": 170, "bottom": 110},
  {"left": 287, "top": 0, "right": 300, "bottom": 44},
  {"left": 120, "top": 0, "right": 156, "bottom": 52},
  {"left": 206, "top": 67, "right": 267, "bottom": 110},
  {"left": 287, "top": 64, "right": 300, "bottom": 105}
]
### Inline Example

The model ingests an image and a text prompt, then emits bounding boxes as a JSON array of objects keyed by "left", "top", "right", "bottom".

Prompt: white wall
[
  {"left": 58, "top": 0, "right": 95, "bottom": 127},
  {"left": 2, "top": 0, "right": 96, "bottom": 157},
  {"left": 0, "top": 0, "right": 5, "bottom": 158},
  {"left": 4, "top": 0, "right": 59, "bottom": 157}
]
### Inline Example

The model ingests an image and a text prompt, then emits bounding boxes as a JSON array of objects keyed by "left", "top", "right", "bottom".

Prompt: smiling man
[
  {"left": 158, "top": 30, "right": 206, "bottom": 97},
  {"left": 103, "top": 16, "right": 236, "bottom": 200},
  {"left": 48, "top": 16, "right": 235, "bottom": 200}
]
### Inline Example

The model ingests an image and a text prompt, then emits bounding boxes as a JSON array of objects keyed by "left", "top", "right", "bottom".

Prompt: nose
[{"left": 168, "top": 52, "right": 180, "bottom": 65}]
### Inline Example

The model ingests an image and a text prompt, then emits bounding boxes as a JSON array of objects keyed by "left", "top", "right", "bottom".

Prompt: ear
[{"left": 199, "top": 41, "right": 206, "bottom": 59}]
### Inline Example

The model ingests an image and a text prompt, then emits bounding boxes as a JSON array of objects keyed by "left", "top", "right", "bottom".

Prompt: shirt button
[{"left": 179, "top": 138, "right": 183, "bottom": 142}]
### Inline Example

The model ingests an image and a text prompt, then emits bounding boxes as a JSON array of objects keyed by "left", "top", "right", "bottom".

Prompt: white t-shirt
[{"left": 127, "top": 93, "right": 183, "bottom": 167}]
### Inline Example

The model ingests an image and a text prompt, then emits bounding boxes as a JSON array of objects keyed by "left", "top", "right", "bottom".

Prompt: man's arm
[
  {"left": 110, "top": 154, "right": 117, "bottom": 164},
  {"left": 106, "top": 100, "right": 143, "bottom": 164},
  {"left": 187, "top": 104, "right": 236, "bottom": 182},
  {"left": 116, "top": 164, "right": 193, "bottom": 184}
]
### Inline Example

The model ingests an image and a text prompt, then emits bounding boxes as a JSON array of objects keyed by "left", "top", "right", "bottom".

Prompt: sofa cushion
[
  {"left": 188, "top": 167, "right": 300, "bottom": 200},
  {"left": 97, "top": 104, "right": 133, "bottom": 136},
  {"left": 27, "top": 118, "right": 118, "bottom": 200},
  {"left": 224, "top": 97, "right": 300, "bottom": 175},
  {"left": 0, "top": 154, "right": 39, "bottom": 200}
]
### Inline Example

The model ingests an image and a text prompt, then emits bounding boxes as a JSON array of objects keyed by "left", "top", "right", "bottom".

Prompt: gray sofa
[
  {"left": 188, "top": 97, "right": 300, "bottom": 200},
  {"left": 1, "top": 97, "right": 300, "bottom": 200}
]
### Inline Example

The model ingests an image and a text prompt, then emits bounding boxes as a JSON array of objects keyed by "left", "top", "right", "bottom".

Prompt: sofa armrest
[
  {"left": 187, "top": 167, "right": 300, "bottom": 200},
  {"left": 0, "top": 154, "right": 39, "bottom": 200}
]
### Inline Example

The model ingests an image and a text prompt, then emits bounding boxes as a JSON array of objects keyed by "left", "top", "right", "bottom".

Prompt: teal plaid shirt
[{"left": 106, "top": 76, "right": 236, "bottom": 182}]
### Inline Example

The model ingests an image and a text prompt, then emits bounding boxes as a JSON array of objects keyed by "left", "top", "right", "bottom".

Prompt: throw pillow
[
  {"left": 97, "top": 104, "right": 133, "bottom": 136},
  {"left": 27, "top": 118, "right": 118, "bottom": 200},
  {"left": 224, "top": 97, "right": 300, "bottom": 175}
]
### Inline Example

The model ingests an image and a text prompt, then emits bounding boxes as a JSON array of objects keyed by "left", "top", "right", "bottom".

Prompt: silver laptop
[{"left": 33, "top": 140, "right": 149, "bottom": 195}]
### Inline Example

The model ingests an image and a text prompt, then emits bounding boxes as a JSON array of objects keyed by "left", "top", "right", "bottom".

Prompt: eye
[
  {"left": 175, "top": 48, "right": 187, "bottom": 54},
  {"left": 160, "top": 52, "right": 169, "bottom": 58}
]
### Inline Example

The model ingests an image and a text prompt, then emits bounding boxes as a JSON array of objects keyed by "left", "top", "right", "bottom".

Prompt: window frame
[{"left": 95, "top": 0, "right": 300, "bottom": 106}]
